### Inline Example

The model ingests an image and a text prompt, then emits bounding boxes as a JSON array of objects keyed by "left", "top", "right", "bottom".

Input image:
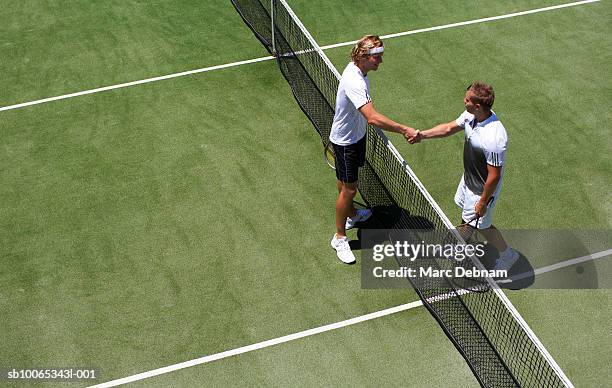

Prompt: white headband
[{"left": 367, "top": 46, "right": 384, "bottom": 55}]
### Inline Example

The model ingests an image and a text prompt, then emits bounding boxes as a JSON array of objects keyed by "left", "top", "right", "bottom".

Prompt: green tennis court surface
[{"left": 1, "top": 1, "right": 610, "bottom": 386}]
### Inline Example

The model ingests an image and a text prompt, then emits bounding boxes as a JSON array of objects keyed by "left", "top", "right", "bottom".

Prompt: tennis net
[{"left": 231, "top": 1, "right": 573, "bottom": 387}]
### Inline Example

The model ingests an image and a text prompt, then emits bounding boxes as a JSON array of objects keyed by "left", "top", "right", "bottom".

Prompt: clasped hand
[{"left": 403, "top": 128, "right": 422, "bottom": 144}]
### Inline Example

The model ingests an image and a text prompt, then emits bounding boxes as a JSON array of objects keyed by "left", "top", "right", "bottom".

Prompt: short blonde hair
[{"left": 351, "top": 35, "right": 383, "bottom": 63}]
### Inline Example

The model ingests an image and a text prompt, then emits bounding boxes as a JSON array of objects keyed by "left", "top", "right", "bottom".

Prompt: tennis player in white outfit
[
  {"left": 329, "top": 35, "right": 418, "bottom": 264},
  {"left": 410, "top": 82, "right": 519, "bottom": 270}
]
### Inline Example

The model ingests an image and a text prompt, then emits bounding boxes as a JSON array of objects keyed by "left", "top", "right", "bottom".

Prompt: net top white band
[{"left": 368, "top": 46, "right": 384, "bottom": 55}]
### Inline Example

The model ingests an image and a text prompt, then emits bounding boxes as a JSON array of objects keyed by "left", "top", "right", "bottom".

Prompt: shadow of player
[{"left": 349, "top": 205, "right": 435, "bottom": 251}]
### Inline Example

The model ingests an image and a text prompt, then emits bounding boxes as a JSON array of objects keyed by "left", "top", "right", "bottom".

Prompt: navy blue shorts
[{"left": 333, "top": 135, "right": 366, "bottom": 183}]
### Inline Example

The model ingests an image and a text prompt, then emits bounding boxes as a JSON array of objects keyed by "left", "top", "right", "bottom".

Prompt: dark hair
[{"left": 467, "top": 81, "right": 495, "bottom": 110}]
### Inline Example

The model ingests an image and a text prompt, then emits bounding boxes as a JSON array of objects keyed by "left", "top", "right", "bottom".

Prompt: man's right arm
[
  {"left": 358, "top": 102, "right": 417, "bottom": 137},
  {"left": 419, "top": 120, "right": 463, "bottom": 140}
]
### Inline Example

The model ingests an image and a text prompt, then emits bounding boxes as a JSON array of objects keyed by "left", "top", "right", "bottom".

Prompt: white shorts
[{"left": 454, "top": 176, "right": 498, "bottom": 229}]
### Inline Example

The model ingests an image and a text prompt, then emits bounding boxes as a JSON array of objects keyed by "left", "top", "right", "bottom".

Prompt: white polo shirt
[
  {"left": 329, "top": 62, "right": 371, "bottom": 146},
  {"left": 455, "top": 110, "right": 507, "bottom": 195}
]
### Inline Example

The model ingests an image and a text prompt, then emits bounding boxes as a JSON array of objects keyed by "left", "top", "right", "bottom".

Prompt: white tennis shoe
[
  {"left": 493, "top": 248, "right": 519, "bottom": 272},
  {"left": 345, "top": 208, "right": 372, "bottom": 230},
  {"left": 331, "top": 234, "right": 356, "bottom": 264}
]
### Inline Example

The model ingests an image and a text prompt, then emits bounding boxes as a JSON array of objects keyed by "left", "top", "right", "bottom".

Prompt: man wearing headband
[{"left": 329, "top": 35, "right": 418, "bottom": 264}]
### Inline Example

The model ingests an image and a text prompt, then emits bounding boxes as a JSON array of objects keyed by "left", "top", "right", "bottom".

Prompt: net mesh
[{"left": 231, "top": 1, "right": 570, "bottom": 387}]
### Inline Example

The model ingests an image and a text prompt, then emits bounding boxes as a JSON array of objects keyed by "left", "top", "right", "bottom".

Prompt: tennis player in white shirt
[
  {"left": 411, "top": 82, "right": 519, "bottom": 271},
  {"left": 329, "top": 35, "right": 418, "bottom": 264}
]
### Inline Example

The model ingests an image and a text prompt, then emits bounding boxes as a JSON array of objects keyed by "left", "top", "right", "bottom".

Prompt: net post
[{"left": 270, "top": 0, "right": 276, "bottom": 55}]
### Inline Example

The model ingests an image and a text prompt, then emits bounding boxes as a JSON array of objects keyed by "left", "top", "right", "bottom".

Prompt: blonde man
[{"left": 329, "top": 35, "right": 417, "bottom": 264}]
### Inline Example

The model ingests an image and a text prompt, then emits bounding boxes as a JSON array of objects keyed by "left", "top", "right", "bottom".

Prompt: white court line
[
  {"left": 89, "top": 247, "right": 610, "bottom": 387},
  {"left": 535, "top": 248, "right": 612, "bottom": 274},
  {"left": 0, "top": 56, "right": 275, "bottom": 112},
  {"left": 0, "top": 0, "right": 600, "bottom": 113},
  {"left": 498, "top": 248, "right": 612, "bottom": 283},
  {"left": 321, "top": 0, "right": 601, "bottom": 50},
  {"left": 88, "top": 301, "right": 424, "bottom": 388}
]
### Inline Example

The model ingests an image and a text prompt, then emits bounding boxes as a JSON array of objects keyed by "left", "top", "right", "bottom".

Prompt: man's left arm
[{"left": 475, "top": 164, "right": 501, "bottom": 217}]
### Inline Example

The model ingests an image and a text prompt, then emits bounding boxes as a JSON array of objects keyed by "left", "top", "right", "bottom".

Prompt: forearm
[
  {"left": 420, "top": 123, "right": 456, "bottom": 139},
  {"left": 367, "top": 113, "right": 406, "bottom": 134},
  {"left": 479, "top": 175, "right": 499, "bottom": 204}
]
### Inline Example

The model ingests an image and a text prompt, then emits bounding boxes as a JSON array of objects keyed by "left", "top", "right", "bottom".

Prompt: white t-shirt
[
  {"left": 329, "top": 62, "right": 371, "bottom": 145},
  {"left": 455, "top": 110, "right": 507, "bottom": 195}
]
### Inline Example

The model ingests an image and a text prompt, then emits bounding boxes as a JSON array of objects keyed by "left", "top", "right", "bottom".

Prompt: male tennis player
[
  {"left": 330, "top": 35, "right": 417, "bottom": 264},
  {"left": 410, "top": 82, "right": 519, "bottom": 270}
]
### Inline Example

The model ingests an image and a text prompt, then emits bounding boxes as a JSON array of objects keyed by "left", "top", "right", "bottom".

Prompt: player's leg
[
  {"left": 458, "top": 183, "right": 518, "bottom": 271},
  {"left": 330, "top": 137, "right": 369, "bottom": 264},
  {"left": 333, "top": 136, "right": 371, "bottom": 231},
  {"left": 336, "top": 181, "right": 358, "bottom": 237},
  {"left": 330, "top": 142, "right": 358, "bottom": 263},
  {"left": 343, "top": 135, "right": 371, "bottom": 230},
  {"left": 331, "top": 186, "right": 358, "bottom": 264},
  {"left": 333, "top": 141, "right": 360, "bottom": 237},
  {"left": 480, "top": 225, "right": 519, "bottom": 271},
  {"left": 455, "top": 176, "right": 477, "bottom": 241},
  {"left": 478, "top": 225, "right": 507, "bottom": 252}
]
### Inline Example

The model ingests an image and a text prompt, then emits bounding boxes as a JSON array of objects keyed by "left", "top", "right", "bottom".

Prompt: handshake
[{"left": 403, "top": 127, "right": 422, "bottom": 144}]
